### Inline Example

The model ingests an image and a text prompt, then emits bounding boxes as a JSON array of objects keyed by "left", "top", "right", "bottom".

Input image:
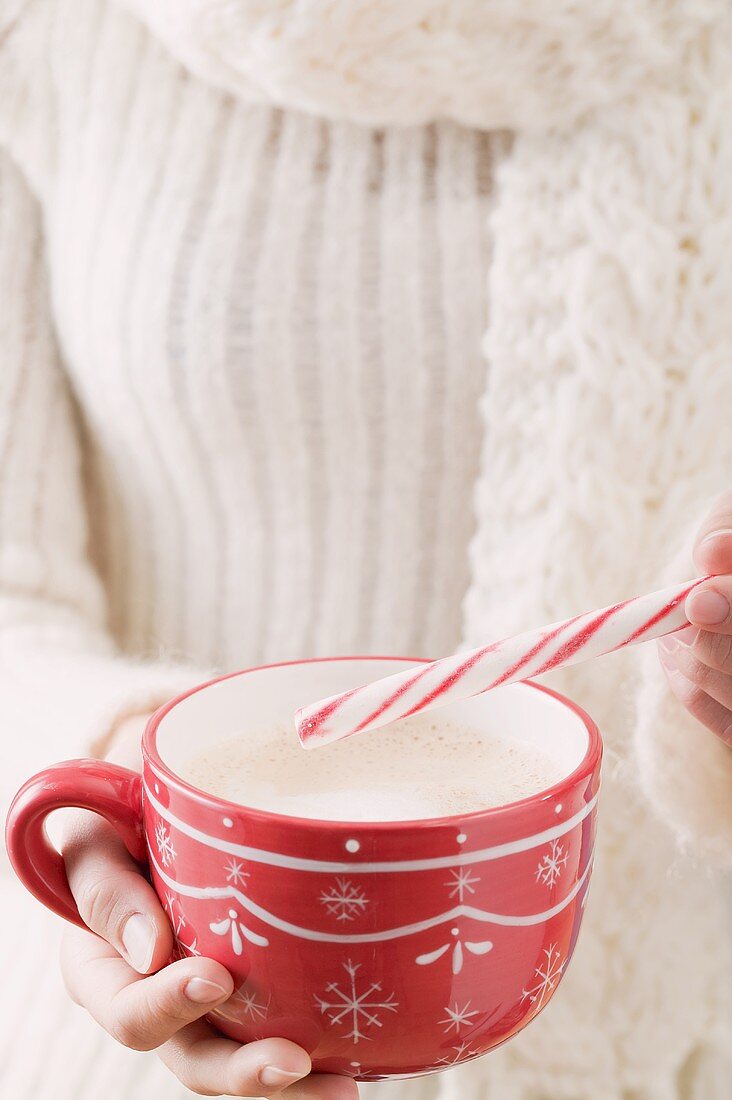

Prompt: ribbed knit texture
[
  {"left": 0, "top": 1, "right": 494, "bottom": 795},
  {"left": 1, "top": 2, "right": 731, "bottom": 1099}
]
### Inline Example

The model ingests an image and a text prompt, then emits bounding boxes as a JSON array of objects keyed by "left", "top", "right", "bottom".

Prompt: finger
[
  {"left": 659, "top": 656, "right": 732, "bottom": 746},
  {"left": 685, "top": 575, "right": 732, "bottom": 635},
  {"left": 693, "top": 491, "right": 732, "bottom": 574},
  {"left": 159, "top": 1021, "right": 315, "bottom": 1096},
  {"left": 62, "top": 809, "right": 173, "bottom": 973},
  {"left": 60, "top": 925, "right": 234, "bottom": 1050},
  {"left": 280, "top": 1075, "right": 360, "bottom": 1099},
  {"left": 658, "top": 634, "right": 732, "bottom": 711},
  {"left": 687, "top": 627, "right": 732, "bottom": 676}
]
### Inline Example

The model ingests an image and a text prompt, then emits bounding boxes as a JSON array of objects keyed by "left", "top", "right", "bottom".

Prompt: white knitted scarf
[{"left": 120, "top": 0, "right": 723, "bottom": 127}]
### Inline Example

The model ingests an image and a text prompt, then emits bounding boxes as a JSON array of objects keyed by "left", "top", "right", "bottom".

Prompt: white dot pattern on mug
[{"left": 345, "top": 839, "right": 360, "bottom": 853}]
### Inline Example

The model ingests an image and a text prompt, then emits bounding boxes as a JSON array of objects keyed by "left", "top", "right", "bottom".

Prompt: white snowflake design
[
  {"left": 232, "top": 987, "right": 270, "bottom": 1022},
  {"left": 174, "top": 936, "right": 200, "bottom": 958},
  {"left": 320, "top": 878, "right": 369, "bottom": 922},
  {"left": 444, "top": 867, "right": 480, "bottom": 902},
  {"left": 521, "top": 943, "right": 565, "bottom": 1010},
  {"left": 440, "top": 1000, "right": 480, "bottom": 1035},
  {"left": 217, "top": 984, "right": 271, "bottom": 1025},
  {"left": 224, "top": 858, "right": 249, "bottom": 886},
  {"left": 535, "top": 840, "right": 569, "bottom": 888},
  {"left": 416, "top": 926, "right": 493, "bottom": 975},
  {"left": 164, "top": 891, "right": 186, "bottom": 936},
  {"left": 436, "top": 1041, "right": 480, "bottom": 1067},
  {"left": 155, "top": 821, "right": 176, "bottom": 867},
  {"left": 209, "top": 908, "right": 269, "bottom": 955},
  {"left": 315, "top": 960, "right": 398, "bottom": 1044}
]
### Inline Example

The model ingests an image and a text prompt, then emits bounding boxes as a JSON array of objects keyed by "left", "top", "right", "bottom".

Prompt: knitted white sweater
[{"left": 1, "top": 2, "right": 731, "bottom": 1098}]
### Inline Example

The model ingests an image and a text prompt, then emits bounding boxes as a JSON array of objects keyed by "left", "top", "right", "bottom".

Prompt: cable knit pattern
[
  {"left": 0, "top": 1, "right": 730, "bottom": 1099},
  {"left": 457, "top": 30, "right": 732, "bottom": 1096},
  {"left": 464, "top": 31, "right": 732, "bottom": 868},
  {"left": 0, "top": 136, "right": 213, "bottom": 790}
]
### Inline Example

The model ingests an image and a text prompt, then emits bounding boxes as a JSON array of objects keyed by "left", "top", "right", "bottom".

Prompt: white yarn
[
  {"left": 118, "top": 0, "right": 727, "bottom": 128},
  {"left": 464, "top": 27, "right": 732, "bottom": 865},
  {"left": 459, "top": 29, "right": 732, "bottom": 1092}
]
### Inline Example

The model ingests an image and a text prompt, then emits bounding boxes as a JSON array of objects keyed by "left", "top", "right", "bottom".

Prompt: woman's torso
[{"left": 41, "top": 3, "right": 498, "bottom": 669}]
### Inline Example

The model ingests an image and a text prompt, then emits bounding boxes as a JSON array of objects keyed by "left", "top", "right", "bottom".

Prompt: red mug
[{"left": 6, "top": 657, "right": 601, "bottom": 1081}]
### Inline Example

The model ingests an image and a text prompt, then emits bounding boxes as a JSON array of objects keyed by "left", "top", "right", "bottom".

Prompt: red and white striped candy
[{"left": 296, "top": 576, "right": 709, "bottom": 749}]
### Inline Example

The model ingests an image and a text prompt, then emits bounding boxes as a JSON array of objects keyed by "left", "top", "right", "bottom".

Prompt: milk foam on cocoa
[{"left": 179, "top": 714, "right": 563, "bottom": 821}]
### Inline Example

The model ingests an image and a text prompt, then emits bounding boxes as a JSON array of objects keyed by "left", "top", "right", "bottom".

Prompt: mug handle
[{"left": 5, "top": 759, "right": 146, "bottom": 928}]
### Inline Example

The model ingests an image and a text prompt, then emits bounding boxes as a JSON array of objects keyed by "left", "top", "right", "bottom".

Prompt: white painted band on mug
[{"left": 149, "top": 849, "right": 594, "bottom": 943}]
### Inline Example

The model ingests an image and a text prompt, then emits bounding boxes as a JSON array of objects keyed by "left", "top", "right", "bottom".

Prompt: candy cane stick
[{"left": 296, "top": 576, "right": 710, "bottom": 748}]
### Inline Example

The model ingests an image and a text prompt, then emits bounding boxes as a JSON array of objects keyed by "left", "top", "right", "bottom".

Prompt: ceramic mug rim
[{"left": 144, "top": 655, "right": 602, "bottom": 833}]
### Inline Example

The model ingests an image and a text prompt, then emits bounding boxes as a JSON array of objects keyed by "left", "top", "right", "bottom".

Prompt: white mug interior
[{"left": 154, "top": 658, "right": 590, "bottom": 818}]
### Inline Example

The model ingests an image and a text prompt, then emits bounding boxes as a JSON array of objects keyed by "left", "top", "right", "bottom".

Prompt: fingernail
[
  {"left": 670, "top": 625, "right": 698, "bottom": 646},
  {"left": 687, "top": 588, "right": 730, "bottom": 625},
  {"left": 701, "top": 528, "right": 732, "bottom": 547},
  {"left": 258, "top": 1066, "right": 306, "bottom": 1088},
  {"left": 184, "top": 977, "right": 229, "bottom": 1004},
  {"left": 658, "top": 636, "right": 679, "bottom": 669},
  {"left": 121, "top": 913, "right": 156, "bottom": 973}
]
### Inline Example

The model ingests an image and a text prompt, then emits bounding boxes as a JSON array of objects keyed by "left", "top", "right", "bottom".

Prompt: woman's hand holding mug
[
  {"left": 57, "top": 716, "right": 355, "bottom": 1100},
  {"left": 6, "top": 660, "right": 601, "bottom": 1084}
]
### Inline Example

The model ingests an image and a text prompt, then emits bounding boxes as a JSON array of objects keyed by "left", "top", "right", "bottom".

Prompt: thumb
[
  {"left": 62, "top": 808, "right": 173, "bottom": 973},
  {"left": 693, "top": 490, "right": 732, "bottom": 574}
]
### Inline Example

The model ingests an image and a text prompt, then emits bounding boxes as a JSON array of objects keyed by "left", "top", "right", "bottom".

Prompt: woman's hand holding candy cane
[{"left": 657, "top": 492, "right": 732, "bottom": 747}]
